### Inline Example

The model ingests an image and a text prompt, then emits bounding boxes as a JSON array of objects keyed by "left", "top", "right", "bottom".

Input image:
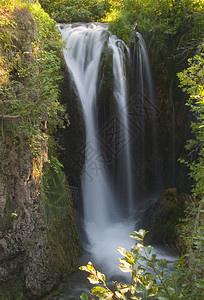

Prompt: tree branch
[{"left": 0, "top": 114, "right": 20, "bottom": 118}]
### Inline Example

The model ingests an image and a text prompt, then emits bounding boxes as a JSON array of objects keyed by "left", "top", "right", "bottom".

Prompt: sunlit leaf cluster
[
  {"left": 108, "top": 0, "right": 204, "bottom": 50},
  {"left": 80, "top": 230, "right": 175, "bottom": 300},
  {"left": 39, "top": 0, "right": 111, "bottom": 23}
]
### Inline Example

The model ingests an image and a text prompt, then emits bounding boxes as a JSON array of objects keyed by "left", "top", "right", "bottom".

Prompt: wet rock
[
  {"left": 0, "top": 124, "right": 81, "bottom": 300},
  {"left": 140, "top": 188, "right": 189, "bottom": 246}
]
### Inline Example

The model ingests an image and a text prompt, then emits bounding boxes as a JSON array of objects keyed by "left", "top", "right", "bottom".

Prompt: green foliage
[
  {"left": 80, "top": 230, "right": 175, "bottom": 300},
  {"left": 178, "top": 44, "right": 204, "bottom": 198},
  {"left": 108, "top": 0, "right": 204, "bottom": 50},
  {"left": 81, "top": 228, "right": 204, "bottom": 299},
  {"left": 173, "top": 45, "right": 204, "bottom": 299},
  {"left": 0, "top": 0, "right": 66, "bottom": 157},
  {"left": 80, "top": 293, "right": 89, "bottom": 300},
  {"left": 165, "top": 211, "right": 204, "bottom": 299},
  {"left": 39, "top": 0, "right": 111, "bottom": 23}
]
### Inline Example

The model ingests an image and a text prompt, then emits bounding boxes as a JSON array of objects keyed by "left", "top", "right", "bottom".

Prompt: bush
[
  {"left": 0, "top": 0, "right": 66, "bottom": 157},
  {"left": 39, "top": 0, "right": 111, "bottom": 23}
]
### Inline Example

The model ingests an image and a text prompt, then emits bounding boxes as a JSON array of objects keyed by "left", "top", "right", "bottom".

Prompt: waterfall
[
  {"left": 130, "top": 32, "right": 161, "bottom": 199},
  {"left": 109, "top": 35, "right": 134, "bottom": 214},
  {"left": 59, "top": 24, "right": 114, "bottom": 228},
  {"left": 58, "top": 23, "right": 159, "bottom": 273}
]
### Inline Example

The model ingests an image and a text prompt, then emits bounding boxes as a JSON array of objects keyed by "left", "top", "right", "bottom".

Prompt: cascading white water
[
  {"left": 59, "top": 23, "right": 135, "bottom": 272},
  {"left": 60, "top": 24, "right": 114, "bottom": 226},
  {"left": 134, "top": 32, "right": 154, "bottom": 99},
  {"left": 130, "top": 32, "right": 161, "bottom": 196},
  {"left": 57, "top": 26, "right": 179, "bottom": 299},
  {"left": 110, "top": 35, "right": 134, "bottom": 214}
]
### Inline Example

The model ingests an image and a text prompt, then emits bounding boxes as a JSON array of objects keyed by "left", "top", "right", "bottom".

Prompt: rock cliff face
[
  {"left": 140, "top": 188, "right": 190, "bottom": 245},
  {"left": 0, "top": 3, "right": 81, "bottom": 300},
  {"left": 0, "top": 126, "right": 80, "bottom": 300}
]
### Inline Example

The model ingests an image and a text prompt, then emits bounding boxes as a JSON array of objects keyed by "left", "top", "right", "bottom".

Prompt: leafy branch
[
  {"left": 80, "top": 262, "right": 120, "bottom": 300},
  {"left": 80, "top": 230, "right": 174, "bottom": 300}
]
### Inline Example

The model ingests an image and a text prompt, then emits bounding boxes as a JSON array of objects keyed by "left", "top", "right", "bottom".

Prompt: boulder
[{"left": 140, "top": 188, "right": 190, "bottom": 245}]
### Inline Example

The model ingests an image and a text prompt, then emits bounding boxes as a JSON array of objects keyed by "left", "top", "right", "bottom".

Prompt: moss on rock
[
  {"left": 141, "top": 188, "right": 188, "bottom": 246},
  {"left": 44, "top": 166, "right": 81, "bottom": 277},
  {"left": 0, "top": 1, "right": 81, "bottom": 299}
]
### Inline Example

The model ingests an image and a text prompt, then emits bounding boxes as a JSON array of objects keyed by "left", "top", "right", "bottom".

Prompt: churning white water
[{"left": 59, "top": 23, "right": 136, "bottom": 273}]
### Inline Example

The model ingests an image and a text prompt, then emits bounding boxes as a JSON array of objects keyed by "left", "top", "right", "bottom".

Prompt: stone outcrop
[
  {"left": 140, "top": 188, "right": 190, "bottom": 246},
  {"left": 0, "top": 3, "right": 81, "bottom": 299},
  {"left": 0, "top": 124, "right": 81, "bottom": 300}
]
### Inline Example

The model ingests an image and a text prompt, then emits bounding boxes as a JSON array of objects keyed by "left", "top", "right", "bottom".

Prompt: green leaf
[
  {"left": 129, "top": 284, "right": 136, "bottom": 295},
  {"left": 87, "top": 261, "right": 96, "bottom": 273},
  {"left": 80, "top": 293, "right": 88, "bottom": 300},
  {"left": 11, "top": 212, "right": 18, "bottom": 218},
  {"left": 147, "top": 287, "right": 158, "bottom": 297},
  {"left": 117, "top": 283, "right": 129, "bottom": 294},
  {"left": 146, "top": 245, "right": 153, "bottom": 255},
  {"left": 87, "top": 274, "right": 100, "bottom": 284},
  {"left": 119, "top": 259, "right": 132, "bottom": 273},
  {"left": 139, "top": 254, "right": 147, "bottom": 261},
  {"left": 135, "top": 285, "right": 145, "bottom": 293},
  {"left": 118, "top": 247, "right": 127, "bottom": 257},
  {"left": 97, "top": 271, "right": 106, "bottom": 283},
  {"left": 144, "top": 273, "right": 152, "bottom": 282},
  {"left": 129, "top": 230, "right": 146, "bottom": 241},
  {"left": 138, "top": 229, "right": 146, "bottom": 237},
  {"left": 79, "top": 261, "right": 97, "bottom": 276},
  {"left": 150, "top": 254, "right": 157, "bottom": 262},
  {"left": 115, "top": 291, "right": 127, "bottom": 299},
  {"left": 136, "top": 243, "right": 144, "bottom": 249},
  {"left": 137, "top": 266, "right": 145, "bottom": 275},
  {"left": 91, "top": 286, "right": 112, "bottom": 298},
  {"left": 195, "top": 279, "right": 204, "bottom": 289},
  {"left": 136, "top": 275, "right": 146, "bottom": 285},
  {"left": 91, "top": 286, "right": 106, "bottom": 293},
  {"left": 156, "top": 259, "right": 167, "bottom": 269}
]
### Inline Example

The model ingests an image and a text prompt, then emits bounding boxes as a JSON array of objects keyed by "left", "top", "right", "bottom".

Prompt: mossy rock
[
  {"left": 0, "top": 279, "right": 23, "bottom": 300},
  {"left": 44, "top": 165, "right": 81, "bottom": 277},
  {"left": 96, "top": 44, "right": 118, "bottom": 122},
  {"left": 141, "top": 188, "right": 188, "bottom": 245}
]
